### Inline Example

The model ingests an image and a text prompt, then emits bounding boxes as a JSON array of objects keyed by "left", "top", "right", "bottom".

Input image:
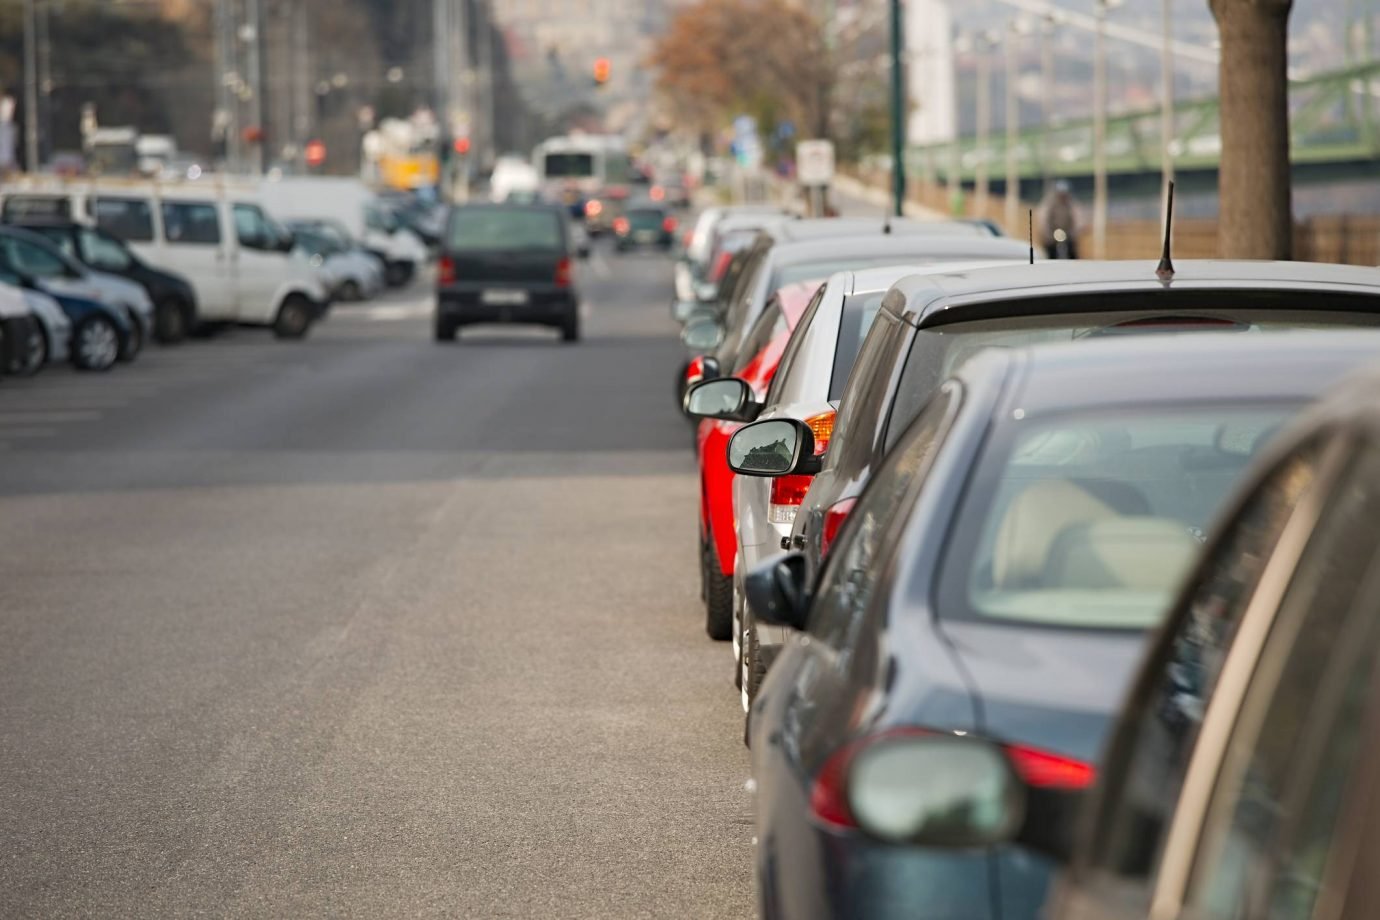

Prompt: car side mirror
[
  {"left": 682, "top": 317, "right": 723, "bottom": 353},
  {"left": 695, "top": 281, "right": 719, "bottom": 301},
  {"left": 683, "top": 377, "right": 763, "bottom": 423},
  {"left": 744, "top": 552, "right": 811, "bottom": 631},
  {"left": 277, "top": 232, "right": 296, "bottom": 253},
  {"left": 727, "top": 418, "right": 821, "bottom": 477},
  {"left": 672, "top": 299, "right": 700, "bottom": 323},
  {"left": 577, "top": 243, "right": 591, "bottom": 260},
  {"left": 848, "top": 736, "right": 1025, "bottom": 848}
]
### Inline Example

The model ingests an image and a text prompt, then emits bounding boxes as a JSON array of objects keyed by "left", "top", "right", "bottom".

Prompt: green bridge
[{"left": 909, "top": 60, "right": 1380, "bottom": 195}]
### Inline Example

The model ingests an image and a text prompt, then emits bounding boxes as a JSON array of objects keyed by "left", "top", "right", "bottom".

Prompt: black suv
[{"left": 435, "top": 204, "right": 583, "bottom": 343}]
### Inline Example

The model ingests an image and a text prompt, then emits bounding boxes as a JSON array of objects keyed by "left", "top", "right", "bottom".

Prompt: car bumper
[{"left": 438, "top": 292, "right": 577, "bottom": 326}]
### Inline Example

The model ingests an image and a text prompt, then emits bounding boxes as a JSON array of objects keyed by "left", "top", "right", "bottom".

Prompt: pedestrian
[{"left": 1037, "top": 181, "right": 1085, "bottom": 259}]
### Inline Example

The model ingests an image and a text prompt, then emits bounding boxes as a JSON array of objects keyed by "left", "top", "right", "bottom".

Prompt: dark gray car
[{"left": 741, "top": 331, "right": 1380, "bottom": 920}]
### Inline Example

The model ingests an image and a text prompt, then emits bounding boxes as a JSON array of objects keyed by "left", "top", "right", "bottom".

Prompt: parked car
[
  {"left": 0, "top": 270, "right": 71, "bottom": 371},
  {"left": 0, "top": 224, "right": 150, "bottom": 360},
  {"left": 9, "top": 218, "right": 199, "bottom": 343},
  {"left": 0, "top": 265, "right": 131, "bottom": 371},
  {"left": 684, "top": 231, "right": 1033, "bottom": 644},
  {"left": 741, "top": 331, "right": 1380, "bottom": 920},
  {"left": 0, "top": 182, "right": 329, "bottom": 338},
  {"left": 0, "top": 280, "right": 45, "bottom": 377},
  {"left": 613, "top": 203, "right": 677, "bottom": 252},
  {"left": 435, "top": 203, "right": 584, "bottom": 343},
  {"left": 854, "top": 361, "right": 1380, "bottom": 920},
  {"left": 284, "top": 221, "right": 384, "bottom": 302},
  {"left": 676, "top": 206, "right": 792, "bottom": 303}
]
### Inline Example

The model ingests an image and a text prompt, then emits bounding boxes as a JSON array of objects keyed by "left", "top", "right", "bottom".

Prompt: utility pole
[
  {"left": 889, "top": 0, "right": 906, "bottom": 216},
  {"left": 1092, "top": 0, "right": 1111, "bottom": 259},
  {"left": 975, "top": 32, "right": 994, "bottom": 216},
  {"left": 1004, "top": 23, "right": 1021, "bottom": 234},
  {"left": 1161, "top": 0, "right": 1176, "bottom": 235},
  {"left": 22, "top": 0, "right": 39, "bottom": 171}
]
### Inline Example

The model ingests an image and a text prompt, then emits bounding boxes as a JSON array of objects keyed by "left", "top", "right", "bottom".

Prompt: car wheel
[
  {"left": 434, "top": 316, "right": 457, "bottom": 342},
  {"left": 704, "top": 536, "right": 733, "bottom": 641},
  {"left": 273, "top": 295, "right": 313, "bottom": 339},
  {"left": 155, "top": 296, "right": 190, "bottom": 344},
  {"left": 384, "top": 261, "right": 410, "bottom": 288},
  {"left": 14, "top": 322, "right": 47, "bottom": 376},
  {"left": 72, "top": 316, "right": 120, "bottom": 371},
  {"left": 340, "top": 280, "right": 362, "bottom": 302},
  {"left": 741, "top": 618, "right": 767, "bottom": 714},
  {"left": 561, "top": 312, "right": 580, "bottom": 343},
  {"left": 120, "top": 311, "right": 143, "bottom": 361}
]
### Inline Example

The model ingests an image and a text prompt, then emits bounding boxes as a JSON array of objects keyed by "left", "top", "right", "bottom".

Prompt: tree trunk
[{"left": 1210, "top": 0, "right": 1294, "bottom": 259}]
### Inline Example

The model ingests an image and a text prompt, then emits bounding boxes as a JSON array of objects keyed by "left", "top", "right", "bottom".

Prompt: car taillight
[
  {"left": 650, "top": 185, "right": 666, "bottom": 201},
  {"left": 820, "top": 497, "right": 858, "bottom": 558},
  {"left": 585, "top": 199, "right": 603, "bottom": 218},
  {"left": 614, "top": 217, "right": 630, "bottom": 234},
  {"left": 554, "top": 256, "right": 572, "bottom": 288},
  {"left": 663, "top": 216, "right": 678, "bottom": 233},
  {"left": 769, "top": 475, "right": 814, "bottom": 524},
  {"left": 811, "top": 729, "right": 1095, "bottom": 830},
  {"left": 438, "top": 255, "right": 456, "bottom": 285}
]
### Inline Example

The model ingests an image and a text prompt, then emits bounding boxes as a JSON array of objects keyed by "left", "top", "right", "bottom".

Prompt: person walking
[{"left": 1037, "top": 181, "right": 1086, "bottom": 258}]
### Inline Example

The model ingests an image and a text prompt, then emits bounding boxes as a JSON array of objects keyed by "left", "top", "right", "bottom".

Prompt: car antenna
[
  {"left": 1156, "top": 180, "right": 1176, "bottom": 280},
  {"left": 1028, "top": 209, "right": 1035, "bottom": 264}
]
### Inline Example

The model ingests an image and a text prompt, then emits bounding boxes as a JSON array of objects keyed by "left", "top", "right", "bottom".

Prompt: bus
[{"left": 532, "top": 135, "right": 641, "bottom": 234}]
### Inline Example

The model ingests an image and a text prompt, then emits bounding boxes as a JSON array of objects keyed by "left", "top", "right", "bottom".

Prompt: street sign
[{"left": 796, "top": 140, "right": 835, "bottom": 186}]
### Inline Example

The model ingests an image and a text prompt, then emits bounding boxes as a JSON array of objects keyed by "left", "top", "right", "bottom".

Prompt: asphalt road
[{"left": 0, "top": 248, "right": 755, "bottom": 917}]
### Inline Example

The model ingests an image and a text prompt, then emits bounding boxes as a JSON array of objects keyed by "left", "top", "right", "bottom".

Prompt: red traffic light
[
  {"left": 593, "top": 57, "right": 611, "bottom": 85},
  {"left": 453, "top": 136, "right": 471, "bottom": 155},
  {"left": 304, "top": 139, "right": 327, "bottom": 167}
]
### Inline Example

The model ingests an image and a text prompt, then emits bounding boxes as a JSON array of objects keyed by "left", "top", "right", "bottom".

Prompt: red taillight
[
  {"left": 613, "top": 217, "right": 630, "bottom": 235},
  {"left": 438, "top": 255, "right": 456, "bottom": 285},
  {"left": 650, "top": 185, "right": 666, "bottom": 201},
  {"left": 554, "top": 256, "right": 572, "bottom": 288},
  {"left": 810, "top": 729, "right": 1095, "bottom": 830},
  {"left": 1006, "top": 743, "right": 1096, "bottom": 790},
  {"left": 663, "top": 216, "right": 678, "bottom": 233},
  {"left": 585, "top": 199, "right": 603, "bottom": 218},
  {"left": 820, "top": 497, "right": 858, "bottom": 558},
  {"left": 769, "top": 475, "right": 814, "bottom": 524}
]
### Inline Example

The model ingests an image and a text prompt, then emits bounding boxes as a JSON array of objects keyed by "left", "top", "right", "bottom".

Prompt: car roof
[
  {"left": 888, "top": 260, "right": 1380, "bottom": 328},
  {"left": 962, "top": 330, "right": 1380, "bottom": 418},
  {"left": 768, "top": 234, "right": 1031, "bottom": 267},
  {"left": 765, "top": 217, "right": 994, "bottom": 243},
  {"left": 843, "top": 260, "right": 1030, "bottom": 296}
]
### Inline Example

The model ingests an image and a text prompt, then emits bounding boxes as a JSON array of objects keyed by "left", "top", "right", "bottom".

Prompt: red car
[{"left": 693, "top": 279, "right": 823, "bottom": 640}]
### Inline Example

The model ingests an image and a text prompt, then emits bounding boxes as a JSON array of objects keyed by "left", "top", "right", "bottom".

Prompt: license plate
[
  {"left": 481, "top": 289, "right": 529, "bottom": 306},
  {"left": 635, "top": 230, "right": 657, "bottom": 242}
]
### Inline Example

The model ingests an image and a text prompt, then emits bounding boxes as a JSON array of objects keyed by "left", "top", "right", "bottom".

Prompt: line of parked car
[
  {"left": 0, "top": 177, "right": 436, "bottom": 379},
  {"left": 671, "top": 204, "right": 1380, "bottom": 919}
]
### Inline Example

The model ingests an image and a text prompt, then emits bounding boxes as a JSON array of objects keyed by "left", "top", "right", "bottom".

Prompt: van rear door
[{"left": 443, "top": 207, "right": 566, "bottom": 292}]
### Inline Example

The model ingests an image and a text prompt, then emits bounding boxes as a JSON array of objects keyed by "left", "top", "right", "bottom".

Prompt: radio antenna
[
  {"left": 1028, "top": 209, "right": 1035, "bottom": 264},
  {"left": 1156, "top": 181, "right": 1176, "bottom": 280}
]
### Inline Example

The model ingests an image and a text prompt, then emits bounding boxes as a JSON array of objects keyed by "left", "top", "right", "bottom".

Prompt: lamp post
[{"left": 889, "top": 0, "right": 906, "bottom": 217}]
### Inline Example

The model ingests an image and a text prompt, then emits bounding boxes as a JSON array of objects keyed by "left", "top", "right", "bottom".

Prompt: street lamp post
[
  {"left": 889, "top": 0, "right": 906, "bottom": 217},
  {"left": 1092, "top": 0, "right": 1112, "bottom": 260}
]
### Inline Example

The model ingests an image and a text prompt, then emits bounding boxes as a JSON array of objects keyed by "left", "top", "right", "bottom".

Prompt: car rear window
[
  {"left": 628, "top": 210, "right": 664, "bottom": 229},
  {"left": 543, "top": 153, "right": 594, "bottom": 178},
  {"left": 829, "top": 291, "right": 887, "bottom": 401},
  {"left": 942, "top": 404, "right": 1297, "bottom": 630},
  {"left": 448, "top": 209, "right": 562, "bottom": 252}
]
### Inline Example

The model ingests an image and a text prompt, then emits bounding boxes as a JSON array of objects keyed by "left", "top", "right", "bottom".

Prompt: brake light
[
  {"left": 614, "top": 217, "right": 630, "bottom": 235},
  {"left": 585, "top": 199, "right": 603, "bottom": 218},
  {"left": 438, "top": 255, "right": 456, "bottom": 285},
  {"left": 820, "top": 497, "right": 858, "bottom": 557},
  {"left": 810, "top": 729, "right": 1094, "bottom": 830},
  {"left": 663, "top": 216, "right": 678, "bottom": 233},
  {"left": 769, "top": 475, "right": 814, "bottom": 524},
  {"left": 554, "top": 256, "right": 572, "bottom": 288},
  {"left": 650, "top": 185, "right": 666, "bottom": 201}
]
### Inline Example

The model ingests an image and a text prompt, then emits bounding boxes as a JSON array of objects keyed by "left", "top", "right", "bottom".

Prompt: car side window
[
  {"left": 1181, "top": 444, "right": 1380, "bottom": 920},
  {"left": 1076, "top": 441, "right": 1327, "bottom": 911},
  {"left": 734, "top": 299, "right": 783, "bottom": 376},
  {"left": 827, "top": 307, "right": 910, "bottom": 470},
  {"left": 0, "top": 236, "right": 71, "bottom": 278},
  {"left": 162, "top": 202, "right": 222, "bottom": 246},
  {"left": 808, "top": 384, "right": 959, "bottom": 656},
  {"left": 79, "top": 229, "right": 133, "bottom": 272},
  {"left": 233, "top": 204, "right": 278, "bottom": 251},
  {"left": 765, "top": 285, "right": 827, "bottom": 407},
  {"left": 91, "top": 196, "right": 155, "bottom": 243}
]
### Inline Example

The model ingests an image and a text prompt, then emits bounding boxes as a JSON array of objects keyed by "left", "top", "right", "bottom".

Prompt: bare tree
[{"left": 1209, "top": 0, "right": 1294, "bottom": 259}]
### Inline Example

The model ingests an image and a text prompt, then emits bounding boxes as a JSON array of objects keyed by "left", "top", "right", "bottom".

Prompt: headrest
[{"left": 1045, "top": 518, "right": 1199, "bottom": 591}]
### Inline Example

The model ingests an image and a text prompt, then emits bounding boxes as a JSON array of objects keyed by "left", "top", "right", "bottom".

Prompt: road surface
[{"left": 0, "top": 249, "right": 755, "bottom": 917}]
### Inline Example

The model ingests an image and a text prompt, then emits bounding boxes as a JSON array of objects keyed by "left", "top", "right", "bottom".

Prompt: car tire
[
  {"left": 273, "top": 295, "right": 313, "bottom": 339},
  {"left": 561, "top": 312, "right": 580, "bottom": 343},
  {"left": 704, "top": 537, "right": 733, "bottom": 641},
  {"left": 384, "top": 261, "right": 410, "bottom": 288},
  {"left": 340, "top": 280, "right": 362, "bottom": 302},
  {"left": 155, "top": 296, "right": 190, "bottom": 344},
  {"left": 14, "top": 323, "right": 46, "bottom": 376},
  {"left": 120, "top": 311, "right": 143, "bottom": 361},
  {"left": 741, "top": 618, "right": 767, "bottom": 715},
  {"left": 71, "top": 316, "right": 120, "bottom": 371},
  {"left": 435, "top": 316, "right": 457, "bottom": 342}
]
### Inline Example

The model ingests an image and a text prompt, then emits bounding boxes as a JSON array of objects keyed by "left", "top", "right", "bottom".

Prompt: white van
[{"left": 1, "top": 179, "right": 329, "bottom": 338}]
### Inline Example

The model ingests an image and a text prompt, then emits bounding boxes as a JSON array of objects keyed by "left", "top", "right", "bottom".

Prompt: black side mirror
[
  {"left": 744, "top": 552, "right": 811, "bottom": 631},
  {"left": 277, "top": 232, "right": 296, "bottom": 253},
  {"left": 683, "top": 377, "right": 763, "bottom": 423},
  {"left": 727, "top": 418, "right": 821, "bottom": 476}
]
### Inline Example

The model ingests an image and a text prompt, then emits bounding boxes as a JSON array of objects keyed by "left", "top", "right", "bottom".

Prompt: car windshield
[
  {"left": 944, "top": 404, "right": 1296, "bottom": 630},
  {"left": 448, "top": 209, "right": 562, "bottom": 252}
]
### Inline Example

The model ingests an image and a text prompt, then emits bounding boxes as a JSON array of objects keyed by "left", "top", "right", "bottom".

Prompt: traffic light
[
  {"left": 593, "top": 57, "right": 611, "bottom": 87},
  {"left": 453, "top": 136, "right": 471, "bottom": 156}
]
